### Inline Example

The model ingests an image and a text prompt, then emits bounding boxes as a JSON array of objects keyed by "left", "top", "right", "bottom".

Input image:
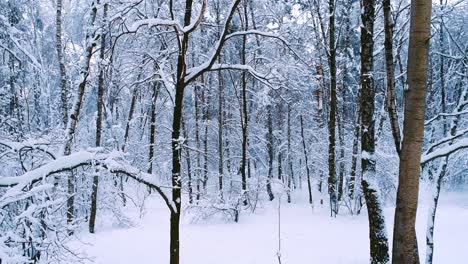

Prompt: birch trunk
[{"left": 392, "top": 0, "right": 432, "bottom": 260}]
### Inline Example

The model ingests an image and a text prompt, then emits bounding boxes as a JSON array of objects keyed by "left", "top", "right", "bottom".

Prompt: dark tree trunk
[
  {"left": 360, "top": 0, "right": 390, "bottom": 261},
  {"left": 55, "top": 0, "right": 68, "bottom": 128},
  {"left": 148, "top": 80, "right": 160, "bottom": 174},
  {"left": 63, "top": 2, "right": 98, "bottom": 233},
  {"left": 300, "top": 115, "right": 313, "bottom": 205},
  {"left": 383, "top": 0, "right": 402, "bottom": 156},
  {"left": 240, "top": 1, "right": 249, "bottom": 200},
  {"left": 266, "top": 104, "right": 275, "bottom": 201},
  {"left": 327, "top": 0, "right": 338, "bottom": 215},
  {"left": 89, "top": 2, "right": 108, "bottom": 234},
  {"left": 287, "top": 104, "right": 293, "bottom": 203}
]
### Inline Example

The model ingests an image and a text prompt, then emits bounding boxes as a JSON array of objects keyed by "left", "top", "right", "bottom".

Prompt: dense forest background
[{"left": 0, "top": 0, "right": 466, "bottom": 263}]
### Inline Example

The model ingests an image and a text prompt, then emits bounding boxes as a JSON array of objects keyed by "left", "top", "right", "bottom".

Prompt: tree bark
[
  {"left": 240, "top": 1, "right": 249, "bottom": 201},
  {"left": 89, "top": 2, "right": 107, "bottom": 234},
  {"left": 300, "top": 115, "right": 313, "bottom": 205},
  {"left": 63, "top": 1, "right": 98, "bottom": 233},
  {"left": 327, "top": 0, "right": 338, "bottom": 216},
  {"left": 55, "top": 0, "right": 68, "bottom": 128},
  {"left": 360, "top": 0, "right": 390, "bottom": 261},
  {"left": 392, "top": 0, "right": 432, "bottom": 261},
  {"left": 383, "top": 0, "right": 402, "bottom": 156},
  {"left": 148, "top": 79, "right": 160, "bottom": 174},
  {"left": 266, "top": 103, "right": 275, "bottom": 201}
]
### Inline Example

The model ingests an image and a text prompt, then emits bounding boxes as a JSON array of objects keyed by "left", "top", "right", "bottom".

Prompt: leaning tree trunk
[
  {"left": 392, "top": 0, "right": 432, "bottom": 261},
  {"left": 360, "top": 0, "right": 390, "bottom": 261}
]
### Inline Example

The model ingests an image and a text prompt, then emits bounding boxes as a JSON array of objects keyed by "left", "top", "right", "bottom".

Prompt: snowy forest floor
[{"left": 70, "top": 189, "right": 468, "bottom": 264}]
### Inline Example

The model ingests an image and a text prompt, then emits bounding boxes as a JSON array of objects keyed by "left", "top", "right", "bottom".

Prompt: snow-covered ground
[{"left": 71, "top": 190, "right": 468, "bottom": 264}]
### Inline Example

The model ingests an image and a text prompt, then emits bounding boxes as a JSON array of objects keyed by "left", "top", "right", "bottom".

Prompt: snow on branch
[
  {"left": 224, "top": 30, "right": 308, "bottom": 64},
  {"left": 424, "top": 109, "right": 468, "bottom": 126},
  {"left": 125, "top": 0, "right": 206, "bottom": 34},
  {"left": 424, "top": 128, "right": 468, "bottom": 155},
  {"left": 182, "top": 0, "right": 207, "bottom": 34},
  {"left": 0, "top": 140, "right": 56, "bottom": 160},
  {"left": 184, "top": 0, "right": 242, "bottom": 85},
  {"left": 127, "top": 18, "right": 184, "bottom": 33},
  {"left": 0, "top": 150, "right": 175, "bottom": 213},
  {"left": 420, "top": 138, "right": 468, "bottom": 164},
  {"left": 203, "top": 64, "right": 282, "bottom": 89}
]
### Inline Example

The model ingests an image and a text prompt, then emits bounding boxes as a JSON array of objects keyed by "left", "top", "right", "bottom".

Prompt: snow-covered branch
[
  {"left": 126, "top": 0, "right": 206, "bottom": 35},
  {"left": 424, "top": 109, "right": 468, "bottom": 126},
  {"left": 0, "top": 140, "right": 56, "bottom": 160},
  {"left": 127, "top": 18, "right": 184, "bottom": 34},
  {"left": 183, "top": 0, "right": 242, "bottom": 85},
  {"left": 420, "top": 138, "right": 468, "bottom": 164},
  {"left": 0, "top": 150, "right": 175, "bottom": 213}
]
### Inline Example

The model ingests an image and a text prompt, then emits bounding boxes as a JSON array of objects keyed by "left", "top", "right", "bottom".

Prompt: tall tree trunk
[
  {"left": 89, "top": 2, "right": 107, "bottom": 234},
  {"left": 327, "top": 0, "right": 338, "bottom": 216},
  {"left": 392, "top": 0, "right": 432, "bottom": 261},
  {"left": 217, "top": 67, "right": 224, "bottom": 200},
  {"left": 202, "top": 79, "right": 209, "bottom": 194},
  {"left": 266, "top": 103, "right": 275, "bottom": 201},
  {"left": 240, "top": 1, "right": 249, "bottom": 201},
  {"left": 360, "top": 0, "right": 390, "bottom": 261},
  {"left": 55, "top": 0, "right": 68, "bottom": 128},
  {"left": 300, "top": 115, "right": 313, "bottom": 205},
  {"left": 148, "top": 79, "right": 160, "bottom": 174},
  {"left": 169, "top": 0, "right": 195, "bottom": 260},
  {"left": 348, "top": 99, "right": 360, "bottom": 201},
  {"left": 287, "top": 104, "right": 293, "bottom": 203},
  {"left": 383, "top": 0, "right": 402, "bottom": 156},
  {"left": 194, "top": 86, "right": 201, "bottom": 201},
  {"left": 216, "top": 3, "right": 224, "bottom": 199},
  {"left": 63, "top": 2, "right": 98, "bottom": 233}
]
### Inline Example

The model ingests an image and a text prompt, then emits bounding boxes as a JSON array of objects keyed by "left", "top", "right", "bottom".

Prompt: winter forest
[{"left": 0, "top": 0, "right": 467, "bottom": 263}]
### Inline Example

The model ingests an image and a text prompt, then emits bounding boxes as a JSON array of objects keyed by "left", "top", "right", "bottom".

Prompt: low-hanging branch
[{"left": 0, "top": 150, "right": 175, "bottom": 214}]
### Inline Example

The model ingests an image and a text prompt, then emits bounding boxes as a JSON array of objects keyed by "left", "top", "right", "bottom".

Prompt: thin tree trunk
[
  {"left": 202, "top": 80, "right": 209, "bottom": 194},
  {"left": 55, "top": 0, "right": 68, "bottom": 128},
  {"left": 194, "top": 86, "right": 201, "bottom": 201},
  {"left": 89, "top": 2, "right": 107, "bottom": 234},
  {"left": 327, "top": 0, "right": 338, "bottom": 216},
  {"left": 383, "top": 0, "right": 402, "bottom": 156},
  {"left": 148, "top": 80, "right": 160, "bottom": 174},
  {"left": 240, "top": 1, "right": 249, "bottom": 200},
  {"left": 63, "top": 2, "right": 98, "bottom": 233},
  {"left": 287, "top": 104, "right": 293, "bottom": 203},
  {"left": 300, "top": 115, "right": 313, "bottom": 205},
  {"left": 392, "top": 0, "right": 432, "bottom": 260},
  {"left": 360, "top": 0, "right": 390, "bottom": 261},
  {"left": 266, "top": 104, "right": 275, "bottom": 201}
]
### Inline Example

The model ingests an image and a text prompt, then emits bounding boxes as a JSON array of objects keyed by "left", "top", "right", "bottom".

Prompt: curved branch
[
  {"left": 0, "top": 151, "right": 175, "bottom": 214},
  {"left": 421, "top": 138, "right": 468, "bottom": 164}
]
